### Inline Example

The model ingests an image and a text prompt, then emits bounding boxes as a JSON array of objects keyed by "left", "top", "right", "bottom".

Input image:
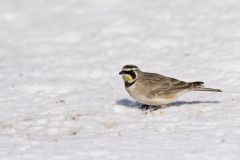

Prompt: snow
[{"left": 0, "top": 0, "right": 240, "bottom": 159}]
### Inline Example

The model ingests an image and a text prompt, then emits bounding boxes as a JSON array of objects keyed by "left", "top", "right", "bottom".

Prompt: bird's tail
[{"left": 190, "top": 81, "right": 222, "bottom": 92}]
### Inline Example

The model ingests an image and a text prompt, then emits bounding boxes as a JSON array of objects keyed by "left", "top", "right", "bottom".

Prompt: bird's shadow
[
  {"left": 168, "top": 100, "right": 220, "bottom": 107},
  {"left": 116, "top": 99, "right": 220, "bottom": 108}
]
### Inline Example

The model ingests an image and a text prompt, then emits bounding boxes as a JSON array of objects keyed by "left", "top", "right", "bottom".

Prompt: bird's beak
[{"left": 119, "top": 71, "right": 123, "bottom": 75}]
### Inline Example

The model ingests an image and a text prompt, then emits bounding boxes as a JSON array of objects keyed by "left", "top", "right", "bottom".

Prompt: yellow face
[{"left": 122, "top": 74, "right": 134, "bottom": 83}]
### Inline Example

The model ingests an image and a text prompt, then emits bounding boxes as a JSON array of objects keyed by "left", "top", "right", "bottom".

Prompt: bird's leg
[
  {"left": 149, "top": 106, "right": 161, "bottom": 112},
  {"left": 150, "top": 104, "right": 168, "bottom": 112},
  {"left": 140, "top": 104, "right": 150, "bottom": 110}
]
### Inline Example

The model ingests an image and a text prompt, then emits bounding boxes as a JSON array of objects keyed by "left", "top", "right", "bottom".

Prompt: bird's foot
[
  {"left": 140, "top": 104, "right": 168, "bottom": 113},
  {"left": 147, "top": 105, "right": 168, "bottom": 113},
  {"left": 139, "top": 104, "right": 150, "bottom": 110},
  {"left": 149, "top": 106, "right": 161, "bottom": 112}
]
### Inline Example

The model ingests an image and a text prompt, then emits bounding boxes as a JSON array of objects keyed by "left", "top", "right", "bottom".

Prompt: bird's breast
[{"left": 126, "top": 83, "right": 175, "bottom": 105}]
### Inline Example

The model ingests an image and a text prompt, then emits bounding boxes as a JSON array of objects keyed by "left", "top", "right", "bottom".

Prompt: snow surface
[{"left": 0, "top": 0, "right": 240, "bottom": 159}]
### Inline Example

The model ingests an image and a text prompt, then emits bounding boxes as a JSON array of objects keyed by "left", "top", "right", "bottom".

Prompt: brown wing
[{"left": 139, "top": 72, "right": 190, "bottom": 98}]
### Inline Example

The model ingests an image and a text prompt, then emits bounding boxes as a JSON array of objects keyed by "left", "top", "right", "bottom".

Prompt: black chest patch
[{"left": 125, "top": 80, "right": 136, "bottom": 88}]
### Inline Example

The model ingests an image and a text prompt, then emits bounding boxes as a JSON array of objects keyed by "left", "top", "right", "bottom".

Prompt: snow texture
[{"left": 0, "top": 0, "right": 240, "bottom": 159}]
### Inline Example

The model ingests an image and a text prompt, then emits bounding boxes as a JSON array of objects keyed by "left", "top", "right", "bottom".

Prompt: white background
[{"left": 0, "top": 0, "right": 240, "bottom": 159}]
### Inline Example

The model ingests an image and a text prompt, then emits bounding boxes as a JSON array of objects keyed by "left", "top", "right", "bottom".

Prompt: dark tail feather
[
  {"left": 191, "top": 81, "right": 205, "bottom": 87},
  {"left": 193, "top": 87, "right": 222, "bottom": 92},
  {"left": 190, "top": 81, "right": 222, "bottom": 92}
]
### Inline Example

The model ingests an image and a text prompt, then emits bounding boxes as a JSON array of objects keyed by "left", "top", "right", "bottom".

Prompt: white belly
[
  {"left": 126, "top": 83, "right": 186, "bottom": 105},
  {"left": 126, "top": 85, "right": 175, "bottom": 105},
  {"left": 129, "top": 93, "right": 175, "bottom": 105}
]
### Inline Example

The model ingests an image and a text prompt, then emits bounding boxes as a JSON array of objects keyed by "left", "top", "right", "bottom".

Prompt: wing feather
[{"left": 140, "top": 72, "right": 189, "bottom": 98}]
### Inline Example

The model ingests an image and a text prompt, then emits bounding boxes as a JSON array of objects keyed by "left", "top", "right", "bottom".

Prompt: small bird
[{"left": 119, "top": 64, "right": 222, "bottom": 111}]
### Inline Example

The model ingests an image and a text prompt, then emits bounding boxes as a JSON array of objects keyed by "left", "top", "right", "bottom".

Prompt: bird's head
[{"left": 119, "top": 64, "right": 141, "bottom": 87}]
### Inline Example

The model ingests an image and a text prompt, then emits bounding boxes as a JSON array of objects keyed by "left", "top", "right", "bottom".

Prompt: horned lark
[{"left": 119, "top": 64, "right": 222, "bottom": 111}]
